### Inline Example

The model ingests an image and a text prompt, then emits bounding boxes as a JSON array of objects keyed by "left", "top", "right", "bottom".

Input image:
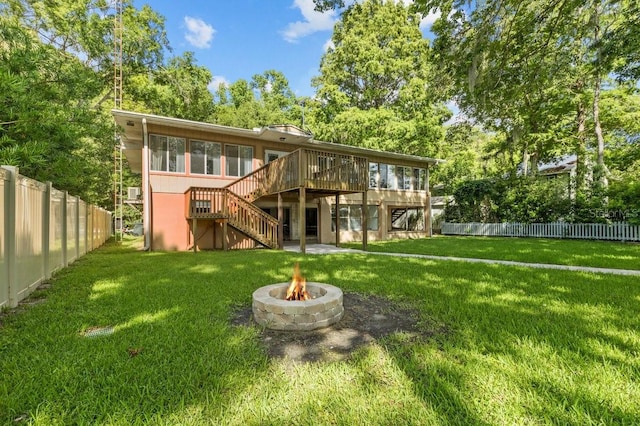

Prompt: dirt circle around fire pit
[{"left": 232, "top": 292, "right": 445, "bottom": 363}]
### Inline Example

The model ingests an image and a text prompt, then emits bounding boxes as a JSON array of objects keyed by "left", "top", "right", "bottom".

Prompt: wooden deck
[{"left": 185, "top": 148, "right": 369, "bottom": 251}]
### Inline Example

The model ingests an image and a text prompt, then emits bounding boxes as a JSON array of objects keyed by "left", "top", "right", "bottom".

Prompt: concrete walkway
[{"left": 284, "top": 243, "right": 640, "bottom": 277}]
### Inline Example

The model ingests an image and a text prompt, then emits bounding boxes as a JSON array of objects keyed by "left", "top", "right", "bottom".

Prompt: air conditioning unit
[{"left": 127, "top": 187, "right": 141, "bottom": 200}]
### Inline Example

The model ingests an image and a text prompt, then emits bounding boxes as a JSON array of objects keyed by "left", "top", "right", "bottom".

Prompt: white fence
[
  {"left": 441, "top": 221, "right": 640, "bottom": 242},
  {"left": 1, "top": 166, "right": 112, "bottom": 309}
]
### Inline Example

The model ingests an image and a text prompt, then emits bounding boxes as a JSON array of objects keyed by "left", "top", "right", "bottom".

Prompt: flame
[{"left": 286, "top": 263, "right": 310, "bottom": 301}]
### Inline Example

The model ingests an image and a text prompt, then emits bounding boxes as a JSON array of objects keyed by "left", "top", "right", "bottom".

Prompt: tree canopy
[{"left": 309, "top": 0, "right": 449, "bottom": 157}]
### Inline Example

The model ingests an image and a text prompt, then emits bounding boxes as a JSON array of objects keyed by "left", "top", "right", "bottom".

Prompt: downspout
[{"left": 142, "top": 118, "right": 151, "bottom": 250}]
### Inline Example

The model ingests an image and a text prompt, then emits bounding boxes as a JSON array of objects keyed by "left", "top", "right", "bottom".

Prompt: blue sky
[{"left": 133, "top": 0, "right": 439, "bottom": 98}]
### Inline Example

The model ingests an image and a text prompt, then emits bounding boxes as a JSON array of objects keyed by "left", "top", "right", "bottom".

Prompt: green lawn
[
  {"left": 344, "top": 235, "right": 640, "bottom": 270},
  {"left": 1, "top": 238, "right": 639, "bottom": 424}
]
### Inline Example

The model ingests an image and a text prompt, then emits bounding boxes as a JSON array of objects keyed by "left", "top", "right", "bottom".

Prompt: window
[
  {"left": 417, "top": 168, "right": 427, "bottom": 191},
  {"left": 225, "top": 144, "right": 253, "bottom": 177},
  {"left": 367, "top": 205, "right": 379, "bottom": 231},
  {"left": 397, "top": 166, "right": 414, "bottom": 190},
  {"left": 150, "top": 135, "right": 185, "bottom": 173},
  {"left": 390, "top": 207, "right": 425, "bottom": 231},
  {"left": 331, "top": 205, "right": 379, "bottom": 231},
  {"left": 369, "top": 163, "right": 379, "bottom": 189},
  {"left": 265, "top": 150, "right": 289, "bottom": 164},
  {"left": 378, "top": 164, "right": 397, "bottom": 189},
  {"left": 190, "top": 140, "right": 221, "bottom": 175}
]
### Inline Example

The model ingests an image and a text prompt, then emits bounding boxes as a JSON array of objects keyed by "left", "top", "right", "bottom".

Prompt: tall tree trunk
[
  {"left": 592, "top": 4, "right": 608, "bottom": 192},
  {"left": 575, "top": 99, "right": 588, "bottom": 194},
  {"left": 592, "top": 77, "right": 607, "bottom": 189}
]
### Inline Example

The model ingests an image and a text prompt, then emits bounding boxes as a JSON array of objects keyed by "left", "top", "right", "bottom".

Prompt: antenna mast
[{"left": 113, "top": 0, "right": 124, "bottom": 240}]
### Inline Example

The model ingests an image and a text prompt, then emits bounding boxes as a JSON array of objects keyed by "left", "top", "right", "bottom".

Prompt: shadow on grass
[
  {"left": 1, "top": 241, "right": 639, "bottom": 424},
  {"left": 351, "top": 236, "right": 640, "bottom": 270}
]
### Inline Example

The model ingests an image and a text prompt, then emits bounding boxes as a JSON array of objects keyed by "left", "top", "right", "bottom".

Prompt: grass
[
  {"left": 344, "top": 235, "right": 640, "bottom": 270},
  {"left": 1, "top": 236, "right": 639, "bottom": 424}
]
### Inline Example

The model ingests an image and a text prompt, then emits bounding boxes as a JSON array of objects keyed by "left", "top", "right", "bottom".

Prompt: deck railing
[
  {"left": 226, "top": 191, "right": 278, "bottom": 248},
  {"left": 185, "top": 187, "right": 226, "bottom": 219},
  {"left": 225, "top": 151, "right": 299, "bottom": 201},
  {"left": 185, "top": 148, "right": 368, "bottom": 249},
  {"left": 185, "top": 187, "right": 278, "bottom": 248},
  {"left": 304, "top": 149, "right": 368, "bottom": 192},
  {"left": 225, "top": 148, "right": 368, "bottom": 200}
]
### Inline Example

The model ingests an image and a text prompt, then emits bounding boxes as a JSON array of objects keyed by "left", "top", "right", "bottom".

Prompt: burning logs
[{"left": 285, "top": 263, "right": 310, "bottom": 301}]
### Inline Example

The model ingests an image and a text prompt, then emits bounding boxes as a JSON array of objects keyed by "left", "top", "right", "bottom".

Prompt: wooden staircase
[
  {"left": 185, "top": 148, "right": 369, "bottom": 250},
  {"left": 185, "top": 187, "right": 278, "bottom": 249}
]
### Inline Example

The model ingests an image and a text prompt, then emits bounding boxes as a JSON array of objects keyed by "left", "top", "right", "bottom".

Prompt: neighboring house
[
  {"left": 538, "top": 154, "right": 578, "bottom": 198},
  {"left": 112, "top": 110, "right": 442, "bottom": 252},
  {"left": 538, "top": 154, "right": 577, "bottom": 179}
]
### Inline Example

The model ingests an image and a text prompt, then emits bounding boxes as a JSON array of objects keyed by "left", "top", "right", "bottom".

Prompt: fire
[{"left": 285, "top": 263, "right": 311, "bottom": 301}]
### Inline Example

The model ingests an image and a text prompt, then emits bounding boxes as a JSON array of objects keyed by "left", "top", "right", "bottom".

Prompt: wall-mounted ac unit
[{"left": 127, "top": 187, "right": 142, "bottom": 200}]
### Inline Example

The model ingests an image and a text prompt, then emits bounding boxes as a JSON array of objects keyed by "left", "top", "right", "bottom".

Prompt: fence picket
[
  {"left": 441, "top": 221, "right": 640, "bottom": 242},
  {"left": 0, "top": 166, "right": 112, "bottom": 308}
]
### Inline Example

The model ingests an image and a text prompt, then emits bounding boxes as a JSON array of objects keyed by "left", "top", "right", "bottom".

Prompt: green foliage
[
  {"left": 0, "top": 13, "right": 114, "bottom": 205},
  {"left": 212, "top": 71, "right": 301, "bottom": 128},
  {"left": 445, "top": 178, "right": 500, "bottom": 223},
  {"left": 0, "top": 0, "right": 196, "bottom": 208},
  {"left": 607, "top": 179, "right": 640, "bottom": 225},
  {"left": 432, "top": 122, "right": 498, "bottom": 192},
  {"left": 127, "top": 52, "right": 214, "bottom": 121},
  {"left": 309, "top": 0, "right": 448, "bottom": 156},
  {"left": 446, "top": 177, "right": 574, "bottom": 223}
]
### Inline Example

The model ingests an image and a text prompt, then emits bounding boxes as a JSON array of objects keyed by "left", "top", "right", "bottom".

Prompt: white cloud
[
  {"left": 419, "top": 10, "right": 441, "bottom": 30},
  {"left": 208, "top": 76, "right": 229, "bottom": 92},
  {"left": 323, "top": 38, "right": 335, "bottom": 52},
  {"left": 281, "top": 0, "right": 337, "bottom": 43},
  {"left": 184, "top": 16, "right": 215, "bottom": 49}
]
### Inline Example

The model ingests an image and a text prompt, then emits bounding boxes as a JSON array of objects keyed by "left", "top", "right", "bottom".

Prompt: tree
[
  {"left": 212, "top": 70, "right": 300, "bottom": 128},
  {"left": 0, "top": 0, "right": 171, "bottom": 206},
  {"left": 0, "top": 12, "right": 114, "bottom": 204},
  {"left": 310, "top": 0, "right": 448, "bottom": 156},
  {"left": 127, "top": 52, "right": 215, "bottom": 121},
  {"left": 433, "top": 122, "right": 496, "bottom": 193}
]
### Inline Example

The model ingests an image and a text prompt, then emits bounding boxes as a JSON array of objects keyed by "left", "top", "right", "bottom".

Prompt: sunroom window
[
  {"left": 190, "top": 140, "right": 221, "bottom": 175},
  {"left": 150, "top": 135, "right": 185, "bottom": 173},
  {"left": 225, "top": 144, "right": 253, "bottom": 177}
]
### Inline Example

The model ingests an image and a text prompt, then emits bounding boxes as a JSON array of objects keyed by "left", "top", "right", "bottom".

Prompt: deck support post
[
  {"left": 222, "top": 220, "right": 228, "bottom": 251},
  {"left": 335, "top": 194, "right": 340, "bottom": 248},
  {"left": 193, "top": 218, "right": 197, "bottom": 253},
  {"left": 362, "top": 190, "right": 367, "bottom": 251},
  {"left": 212, "top": 219, "right": 216, "bottom": 249},
  {"left": 278, "top": 193, "right": 284, "bottom": 249},
  {"left": 299, "top": 187, "right": 306, "bottom": 254}
]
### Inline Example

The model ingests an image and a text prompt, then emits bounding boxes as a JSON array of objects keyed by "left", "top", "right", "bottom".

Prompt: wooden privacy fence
[
  {"left": 1, "top": 166, "right": 112, "bottom": 309},
  {"left": 441, "top": 221, "right": 640, "bottom": 242}
]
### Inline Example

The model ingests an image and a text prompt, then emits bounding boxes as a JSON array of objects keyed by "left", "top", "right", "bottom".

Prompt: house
[{"left": 112, "top": 110, "right": 442, "bottom": 252}]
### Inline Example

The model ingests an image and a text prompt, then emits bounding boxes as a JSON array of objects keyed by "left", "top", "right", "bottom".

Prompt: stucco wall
[{"left": 151, "top": 192, "right": 189, "bottom": 251}]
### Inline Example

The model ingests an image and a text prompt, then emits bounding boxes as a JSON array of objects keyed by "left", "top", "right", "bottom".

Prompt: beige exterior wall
[
  {"left": 318, "top": 189, "right": 430, "bottom": 244},
  {"left": 144, "top": 124, "right": 432, "bottom": 250}
]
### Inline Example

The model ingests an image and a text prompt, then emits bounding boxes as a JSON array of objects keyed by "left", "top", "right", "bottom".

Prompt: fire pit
[{"left": 252, "top": 264, "right": 344, "bottom": 331}]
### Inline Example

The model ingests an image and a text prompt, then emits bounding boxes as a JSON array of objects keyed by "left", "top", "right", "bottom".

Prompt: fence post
[
  {"left": 62, "top": 190, "right": 68, "bottom": 268},
  {"left": 3, "top": 166, "right": 18, "bottom": 308},
  {"left": 43, "top": 182, "right": 52, "bottom": 280},
  {"left": 75, "top": 196, "right": 80, "bottom": 259}
]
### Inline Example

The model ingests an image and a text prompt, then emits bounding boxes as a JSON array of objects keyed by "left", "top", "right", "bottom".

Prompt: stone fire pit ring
[{"left": 252, "top": 283, "right": 344, "bottom": 331}]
